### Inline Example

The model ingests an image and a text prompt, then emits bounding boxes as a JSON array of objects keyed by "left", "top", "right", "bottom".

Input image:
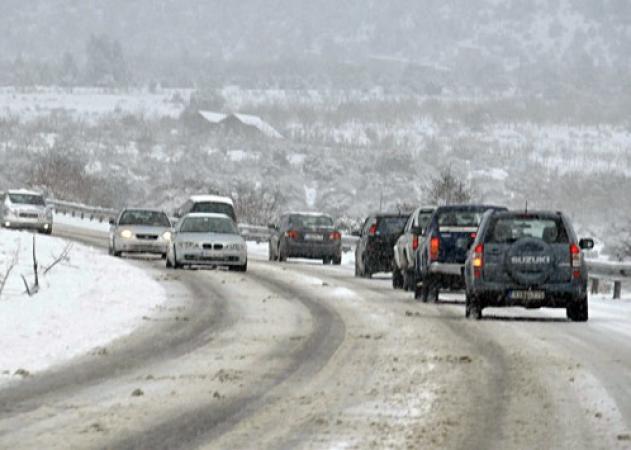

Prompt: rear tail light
[
  {"left": 473, "top": 243, "right": 484, "bottom": 279},
  {"left": 430, "top": 236, "right": 440, "bottom": 261},
  {"left": 286, "top": 230, "right": 299, "bottom": 240},
  {"left": 329, "top": 231, "right": 341, "bottom": 241},
  {"left": 570, "top": 243, "right": 581, "bottom": 279},
  {"left": 412, "top": 235, "right": 419, "bottom": 251},
  {"left": 369, "top": 224, "right": 377, "bottom": 236}
]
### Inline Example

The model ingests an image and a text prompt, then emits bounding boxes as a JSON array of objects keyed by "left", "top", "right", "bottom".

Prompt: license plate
[
  {"left": 510, "top": 290, "right": 545, "bottom": 301},
  {"left": 304, "top": 234, "right": 323, "bottom": 241}
]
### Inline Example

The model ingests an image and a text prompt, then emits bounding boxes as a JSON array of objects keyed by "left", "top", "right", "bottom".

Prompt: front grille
[
  {"left": 19, "top": 213, "right": 39, "bottom": 219},
  {"left": 184, "top": 255, "right": 238, "bottom": 262},
  {"left": 214, "top": 244, "right": 223, "bottom": 250},
  {"left": 202, "top": 244, "right": 213, "bottom": 250},
  {"left": 136, "top": 234, "right": 159, "bottom": 241}
]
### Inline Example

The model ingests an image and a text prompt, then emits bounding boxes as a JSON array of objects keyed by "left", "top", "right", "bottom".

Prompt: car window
[
  {"left": 377, "top": 216, "right": 408, "bottom": 235},
  {"left": 485, "top": 217, "right": 569, "bottom": 244},
  {"left": 288, "top": 215, "right": 333, "bottom": 227},
  {"left": 191, "top": 202, "right": 236, "bottom": 220},
  {"left": 119, "top": 210, "right": 170, "bottom": 227},
  {"left": 8, "top": 193, "right": 45, "bottom": 206},
  {"left": 437, "top": 211, "right": 483, "bottom": 227},
  {"left": 417, "top": 211, "right": 433, "bottom": 232},
  {"left": 180, "top": 217, "right": 239, "bottom": 234}
]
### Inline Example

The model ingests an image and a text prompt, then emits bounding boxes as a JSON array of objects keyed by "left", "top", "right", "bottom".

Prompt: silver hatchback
[
  {"left": 166, "top": 213, "right": 247, "bottom": 271},
  {"left": 109, "top": 209, "right": 173, "bottom": 257}
]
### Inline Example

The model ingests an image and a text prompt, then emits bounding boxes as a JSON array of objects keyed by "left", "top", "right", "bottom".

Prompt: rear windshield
[
  {"left": 180, "top": 217, "right": 238, "bottom": 234},
  {"left": 438, "top": 211, "right": 483, "bottom": 228},
  {"left": 119, "top": 210, "right": 170, "bottom": 227},
  {"left": 377, "top": 216, "right": 408, "bottom": 235},
  {"left": 191, "top": 202, "right": 236, "bottom": 220},
  {"left": 289, "top": 215, "right": 333, "bottom": 228},
  {"left": 8, "top": 193, "right": 45, "bottom": 206},
  {"left": 486, "top": 217, "right": 569, "bottom": 244}
]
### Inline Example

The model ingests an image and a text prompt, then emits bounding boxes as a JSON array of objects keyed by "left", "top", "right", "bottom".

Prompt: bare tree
[
  {"left": 231, "top": 181, "right": 285, "bottom": 225},
  {"left": 0, "top": 244, "right": 20, "bottom": 299},
  {"left": 426, "top": 167, "right": 475, "bottom": 205}
]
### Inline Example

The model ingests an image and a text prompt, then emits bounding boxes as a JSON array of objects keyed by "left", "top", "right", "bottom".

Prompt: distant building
[{"left": 185, "top": 110, "right": 283, "bottom": 139}]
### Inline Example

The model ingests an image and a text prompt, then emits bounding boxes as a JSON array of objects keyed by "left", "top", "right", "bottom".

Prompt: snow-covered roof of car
[
  {"left": 189, "top": 195, "right": 234, "bottom": 206},
  {"left": 7, "top": 189, "right": 44, "bottom": 196},
  {"left": 286, "top": 211, "right": 331, "bottom": 217},
  {"left": 183, "top": 212, "right": 233, "bottom": 220}
]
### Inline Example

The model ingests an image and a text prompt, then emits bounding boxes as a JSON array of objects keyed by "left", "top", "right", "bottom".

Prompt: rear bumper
[
  {"left": 430, "top": 263, "right": 463, "bottom": 276},
  {"left": 471, "top": 282, "right": 586, "bottom": 308},
  {"left": 286, "top": 241, "right": 341, "bottom": 259}
]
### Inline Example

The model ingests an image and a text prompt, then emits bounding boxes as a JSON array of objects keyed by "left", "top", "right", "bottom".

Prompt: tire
[
  {"left": 466, "top": 293, "right": 482, "bottom": 320},
  {"left": 403, "top": 270, "right": 415, "bottom": 292},
  {"left": 392, "top": 269, "right": 404, "bottom": 289},
  {"left": 363, "top": 258, "right": 372, "bottom": 279},
  {"left": 567, "top": 296, "right": 588, "bottom": 322},
  {"left": 268, "top": 243, "right": 275, "bottom": 261},
  {"left": 230, "top": 262, "right": 247, "bottom": 272},
  {"left": 161, "top": 253, "right": 167, "bottom": 260},
  {"left": 112, "top": 239, "right": 122, "bottom": 257},
  {"left": 332, "top": 256, "right": 342, "bottom": 266},
  {"left": 108, "top": 245, "right": 114, "bottom": 256},
  {"left": 418, "top": 276, "right": 439, "bottom": 303},
  {"left": 323, "top": 257, "right": 331, "bottom": 265},
  {"left": 166, "top": 256, "right": 173, "bottom": 268},
  {"left": 278, "top": 243, "right": 287, "bottom": 262},
  {"left": 355, "top": 258, "right": 361, "bottom": 277}
]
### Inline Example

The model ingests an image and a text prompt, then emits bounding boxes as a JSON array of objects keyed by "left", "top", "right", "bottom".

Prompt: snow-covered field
[{"left": 0, "top": 228, "right": 166, "bottom": 386}]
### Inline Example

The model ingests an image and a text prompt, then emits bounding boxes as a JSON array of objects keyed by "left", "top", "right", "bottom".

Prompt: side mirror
[
  {"left": 108, "top": 218, "right": 116, "bottom": 226},
  {"left": 267, "top": 223, "right": 277, "bottom": 230},
  {"left": 579, "top": 238, "right": 595, "bottom": 250}
]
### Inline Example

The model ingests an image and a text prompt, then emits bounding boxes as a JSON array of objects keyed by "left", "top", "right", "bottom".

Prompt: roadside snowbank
[
  {"left": 0, "top": 229, "right": 166, "bottom": 385},
  {"left": 53, "top": 212, "right": 110, "bottom": 233}
]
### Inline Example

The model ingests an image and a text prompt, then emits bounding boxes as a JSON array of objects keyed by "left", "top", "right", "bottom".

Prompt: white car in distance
[
  {"left": 0, "top": 189, "right": 53, "bottom": 234},
  {"left": 166, "top": 213, "right": 247, "bottom": 271}
]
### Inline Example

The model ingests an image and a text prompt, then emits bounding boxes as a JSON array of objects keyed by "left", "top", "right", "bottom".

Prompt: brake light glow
[
  {"left": 286, "top": 230, "right": 299, "bottom": 240},
  {"left": 329, "top": 231, "right": 341, "bottom": 241},
  {"left": 430, "top": 236, "right": 440, "bottom": 261},
  {"left": 369, "top": 224, "right": 377, "bottom": 236},
  {"left": 473, "top": 243, "right": 484, "bottom": 279},
  {"left": 570, "top": 243, "right": 581, "bottom": 279},
  {"left": 412, "top": 234, "right": 419, "bottom": 251}
]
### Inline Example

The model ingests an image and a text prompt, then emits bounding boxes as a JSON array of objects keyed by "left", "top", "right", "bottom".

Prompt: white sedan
[{"left": 166, "top": 213, "right": 247, "bottom": 271}]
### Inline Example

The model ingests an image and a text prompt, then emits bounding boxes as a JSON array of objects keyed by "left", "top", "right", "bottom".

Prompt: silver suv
[
  {"left": 393, "top": 206, "right": 434, "bottom": 290},
  {"left": 1, "top": 190, "right": 53, "bottom": 234}
]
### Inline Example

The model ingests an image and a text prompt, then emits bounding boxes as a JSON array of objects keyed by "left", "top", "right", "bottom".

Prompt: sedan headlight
[
  {"left": 178, "top": 241, "right": 198, "bottom": 249},
  {"left": 120, "top": 229, "right": 133, "bottom": 239},
  {"left": 162, "top": 231, "right": 172, "bottom": 241},
  {"left": 225, "top": 242, "right": 244, "bottom": 251}
]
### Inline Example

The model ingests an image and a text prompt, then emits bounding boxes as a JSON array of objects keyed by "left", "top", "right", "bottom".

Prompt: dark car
[
  {"left": 463, "top": 210, "right": 594, "bottom": 321},
  {"left": 355, "top": 213, "right": 409, "bottom": 278},
  {"left": 414, "top": 204, "right": 507, "bottom": 301},
  {"left": 268, "top": 212, "right": 342, "bottom": 264}
]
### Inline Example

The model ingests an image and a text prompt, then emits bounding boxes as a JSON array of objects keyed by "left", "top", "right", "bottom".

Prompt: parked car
[
  {"left": 464, "top": 210, "right": 594, "bottom": 321},
  {"left": 355, "top": 212, "right": 408, "bottom": 278},
  {"left": 268, "top": 212, "right": 342, "bottom": 264},
  {"left": 175, "top": 195, "right": 237, "bottom": 222},
  {"left": 0, "top": 190, "right": 53, "bottom": 234},
  {"left": 393, "top": 206, "right": 435, "bottom": 290},
  {"left": 414, "top": 204, "right": 507, "bottom": 301},
  {"left": 109, "top": 208, "right": 173, "bottom": 257},
  {"left": 166, "top": 213, "right": 247, "bottom": 271}
]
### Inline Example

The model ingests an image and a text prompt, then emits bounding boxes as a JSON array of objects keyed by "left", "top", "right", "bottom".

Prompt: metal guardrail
[
  {"left": 48, "top": 199, "right": 117, "bottom": 223},
  {"left": 586, "top": 260, "right": 631, "bottom": 299}
]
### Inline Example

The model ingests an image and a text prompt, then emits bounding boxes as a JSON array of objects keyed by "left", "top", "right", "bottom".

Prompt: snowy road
[{"left": 0, "top": 224, "right": 630, "bottom": 449}]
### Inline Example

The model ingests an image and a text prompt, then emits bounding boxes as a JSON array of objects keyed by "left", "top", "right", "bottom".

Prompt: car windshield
[
  {"left": 119, "top": 210, "right": 171, "bottom": 227},
  {"left": 288, "top": 215, "right": 333, "bottom": 228},
  {"left": 8, "top": 193, "right": 45, "bottom": 206},
  {"left": 191, "top": 202, "right": 236, "bottom": 220},
  {"left": 486, "top": 217, "right": 569, "bottom": 244},
  {"left": 438, "top": 211, "right": 484, "bottom": 227},
  {"left": 180, "top": 216, "right": 239, "bottom": 234},
  {"left": 377, "top": 216, "right": 408, "bottom": 235}
]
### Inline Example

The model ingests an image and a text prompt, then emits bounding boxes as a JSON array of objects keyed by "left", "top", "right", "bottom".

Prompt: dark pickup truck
[{"left": 414, "top": 204, "right": 507, "bottom": 301}]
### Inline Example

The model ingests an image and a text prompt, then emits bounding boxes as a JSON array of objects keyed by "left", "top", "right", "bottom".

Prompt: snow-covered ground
[{"left": 0, "top": 228, "right": 166, "bottom": 386}]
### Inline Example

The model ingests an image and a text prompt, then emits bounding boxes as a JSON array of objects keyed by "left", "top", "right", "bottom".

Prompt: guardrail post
[
  {"left": 590, "top": 278, "right": 599, "bottom": 295},
  {"left": 613, "top": 281, "right": 622, "bottom": 300}
]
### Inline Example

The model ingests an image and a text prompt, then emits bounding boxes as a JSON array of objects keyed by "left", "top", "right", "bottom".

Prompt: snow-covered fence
[
  {"left": 48, "top": 199, "right": 117, "bottom": 223},
  {"left": 586, "top": 260, "right": 631, "bottom": 299}
]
